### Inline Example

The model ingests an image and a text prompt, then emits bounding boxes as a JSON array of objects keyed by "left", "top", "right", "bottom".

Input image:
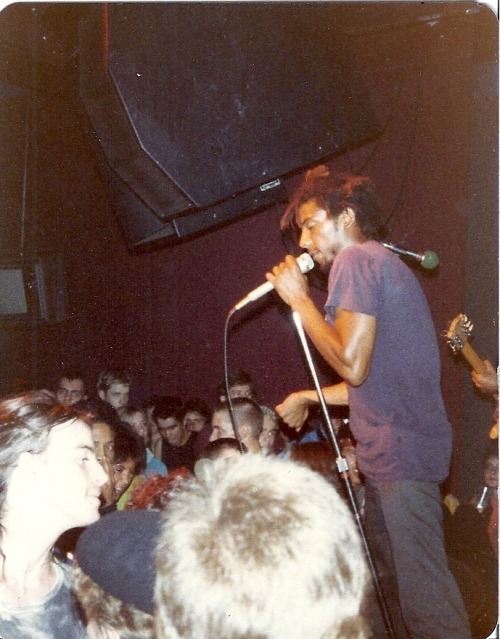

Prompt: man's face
[
  {"left": 297, "top": 199, "right": 346, "bottom": 270},
  {"left": 229, "top": 384, "right": 253, "bottom": 400},
  {"left": 127, "top": 411, "right": 149, "bottom": 444},
  {"left": 209, "top": 410, "right": 235, "bottom": 442},
  {"left": 100, "top": 383, "right": 130, "bottom": 410},
  {"left": 91, "top": 421, "right": 115, "bottom": 466},
  {"left": 259, "top": 415, "right": 279, "bottom": 455},
  {"left": 483, "top": 455, "right": 499, "bottom": 489},
  {"left": 157, "top": 417, "right": 187, "bottom": 447},
  {"left": 28, "top": 419, "right": 107, "bottom": 529},
  {"left": 183, "top": 410, "right": 207, "bottom": 433},
  {"left": 56, "top": 378, "right": 86, "bottom": 406}
]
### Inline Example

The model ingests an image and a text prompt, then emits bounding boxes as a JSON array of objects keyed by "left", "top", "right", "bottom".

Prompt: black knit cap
[{"left": 75, "top": 509, "right": 161, "bottom": 614}]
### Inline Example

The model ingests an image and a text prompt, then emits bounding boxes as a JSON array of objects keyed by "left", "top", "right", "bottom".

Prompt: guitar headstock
[{"left": 446, "top": 313, "right": 473, "bottom": 353}]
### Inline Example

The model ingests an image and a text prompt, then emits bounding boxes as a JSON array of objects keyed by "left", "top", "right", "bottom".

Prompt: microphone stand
[
  {"left": 223, "top": 308, "right": 246, "bottom": 454},
  {"left": 291, "top": 311, "right": 396, "bottom": 639}
]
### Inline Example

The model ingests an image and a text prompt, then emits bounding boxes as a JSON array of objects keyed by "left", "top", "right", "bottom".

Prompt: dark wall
[{"left": 0, "top": 3, "right": 497, "bottom": 498}]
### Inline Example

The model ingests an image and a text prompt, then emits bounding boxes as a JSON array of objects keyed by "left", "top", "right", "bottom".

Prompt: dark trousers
[{"left": 363, "top": 479, "right": 472, "bottom": 639}]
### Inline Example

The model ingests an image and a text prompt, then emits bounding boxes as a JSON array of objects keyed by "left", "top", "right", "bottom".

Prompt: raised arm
[{"left": 267, "top": 255, "right": 376, "bottom": 386}]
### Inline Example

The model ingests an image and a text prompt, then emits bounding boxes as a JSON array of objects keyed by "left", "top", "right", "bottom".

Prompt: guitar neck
[{"left": 460, "top": 342, "right": 487, "bottom": 374}]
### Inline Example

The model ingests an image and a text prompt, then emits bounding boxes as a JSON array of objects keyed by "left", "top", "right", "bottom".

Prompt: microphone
[
  {"left": 382, "top": 242, "right": 439, "bottom": 270},
  {"left": 232, "top": 253, "right": 314, "bottom": 312},
  {"left": 476, "top": 486, "right": 489, "bottom": 512}
]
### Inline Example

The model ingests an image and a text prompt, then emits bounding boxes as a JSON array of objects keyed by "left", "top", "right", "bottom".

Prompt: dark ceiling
[{"left": 0, "top": 2, "right": 485, "bottom": 90}]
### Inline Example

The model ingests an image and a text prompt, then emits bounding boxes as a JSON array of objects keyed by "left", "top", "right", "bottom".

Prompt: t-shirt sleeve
[{"left": 325, "top": 246, "right": 381, "bottom": 318}]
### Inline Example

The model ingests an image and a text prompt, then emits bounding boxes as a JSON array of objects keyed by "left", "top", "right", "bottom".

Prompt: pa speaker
[{"left": 79, "top": 3, "right": 380, "bottom": 249}]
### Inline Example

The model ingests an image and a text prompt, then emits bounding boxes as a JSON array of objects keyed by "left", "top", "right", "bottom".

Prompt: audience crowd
[{"left": 0, "top": 364, "right": 496, "bottom": 639}]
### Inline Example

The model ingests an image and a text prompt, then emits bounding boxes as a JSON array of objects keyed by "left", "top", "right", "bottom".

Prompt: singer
[{"left": 267, "top": 167, "right": 471, "bottom": 639}]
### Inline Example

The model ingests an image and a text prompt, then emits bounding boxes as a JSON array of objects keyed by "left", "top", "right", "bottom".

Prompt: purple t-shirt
[{"left": 325, "top": 241, "right": 451, "bottom": 482}]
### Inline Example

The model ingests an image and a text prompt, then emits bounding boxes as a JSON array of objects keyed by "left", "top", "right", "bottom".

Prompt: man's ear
[
  {"left": 237, "top": 423, "right": 249, "bottom": 438},
  {"left": 342, "top": 207, "right": 357, "bottom": 228},
  {"left": 98, "top": 390, "right": 106, "bottom": 402}
]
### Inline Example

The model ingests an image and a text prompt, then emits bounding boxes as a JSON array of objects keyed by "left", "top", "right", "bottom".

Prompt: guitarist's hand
[{"left": 471, "top": 359, "right": 499, "bottom": 398}]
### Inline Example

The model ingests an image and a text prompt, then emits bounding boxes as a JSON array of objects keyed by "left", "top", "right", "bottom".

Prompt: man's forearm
[
  {"left": 276, "top": 382, "right": 348, "bottom": 430},
  {"left": 298, "top": 383, "right": 349, "bottom": 406}
]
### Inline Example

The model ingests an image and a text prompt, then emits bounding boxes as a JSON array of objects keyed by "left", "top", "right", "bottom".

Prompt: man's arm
[
  {"left": 276, "top": 382, "right": 348, "bottom": 430},
  {"left": 267, "top": 255, "right": 376, "bottom": 386}
]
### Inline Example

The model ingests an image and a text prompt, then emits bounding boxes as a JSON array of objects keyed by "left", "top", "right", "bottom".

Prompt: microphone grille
[
  {"left": 297, "top": 253, "right": 315, "bottom": 274},
  {"left": 421, "top": 251, "right": 439, "bottom": 270}
]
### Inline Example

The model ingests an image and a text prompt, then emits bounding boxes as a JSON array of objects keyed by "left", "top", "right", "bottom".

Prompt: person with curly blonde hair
[{"left": 155, "top": 454, "right": 369, "bottom": 639}]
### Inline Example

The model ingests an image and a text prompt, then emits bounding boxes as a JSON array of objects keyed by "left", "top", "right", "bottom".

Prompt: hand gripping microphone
[
  {"left": 232, "top": 253, "right": 315, "bottom": 312},
  {"left": 382, "top": 243, "right": 439, "bottom": 270}
]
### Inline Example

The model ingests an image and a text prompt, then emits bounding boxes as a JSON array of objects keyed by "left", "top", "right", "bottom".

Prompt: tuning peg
[
  {"left": 460, "top": 315, "right": 473, "bottom": 336},
  {"left": 447, "top": 335, "right": 463, "bottom": 353}
]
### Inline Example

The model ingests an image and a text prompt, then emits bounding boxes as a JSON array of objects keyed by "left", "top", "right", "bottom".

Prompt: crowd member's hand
[
  {"left": 471, "top": 360, "right": 498, "bottom": 398},
  {"left": 276, "top": 383, "right": 349, "bottom": 431},
  {"left": 276, "top": 391, "right": 312, "bottom": 431}
]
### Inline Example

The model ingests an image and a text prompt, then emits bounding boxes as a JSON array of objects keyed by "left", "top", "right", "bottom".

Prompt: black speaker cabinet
[{"left": 79, "top": 3, "right": 380, "bottom": 249}]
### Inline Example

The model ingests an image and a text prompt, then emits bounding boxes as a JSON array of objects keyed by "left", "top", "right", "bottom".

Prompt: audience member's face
[
  {"left": 259, "top": 415, "right": 279, "bottom": 455},
  {"left": 128, "top": 411, "right": 149, "bottom": 444},
  {"left": 56, "top": 377, "right": 86, "bottom": 406},
  {"left": 183, "top": 410, "right": 207, "bottom": 433},
  {"left": 100, "top": 383, "right": 130, "bottom": 410},
  {"left": 29, "top": 419, "right": 107, "bottom": 528},
  {"left": 229, "top": 383, "right": 253, "bottom": 400},
  {"left": 157, "top": 417, "right": 187, "bottom": 447},
  {"left": 92, "top": 422, "right": 115, "bottom": 465},
  {"left": 483, "top": 455, "right": 499, "bottom": 489},
  {"left": 113, "top": 457, "right": 136, "bottom": 498},
  {"left": 209, "top": 410, "right": 235, "bottom": 442}
]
